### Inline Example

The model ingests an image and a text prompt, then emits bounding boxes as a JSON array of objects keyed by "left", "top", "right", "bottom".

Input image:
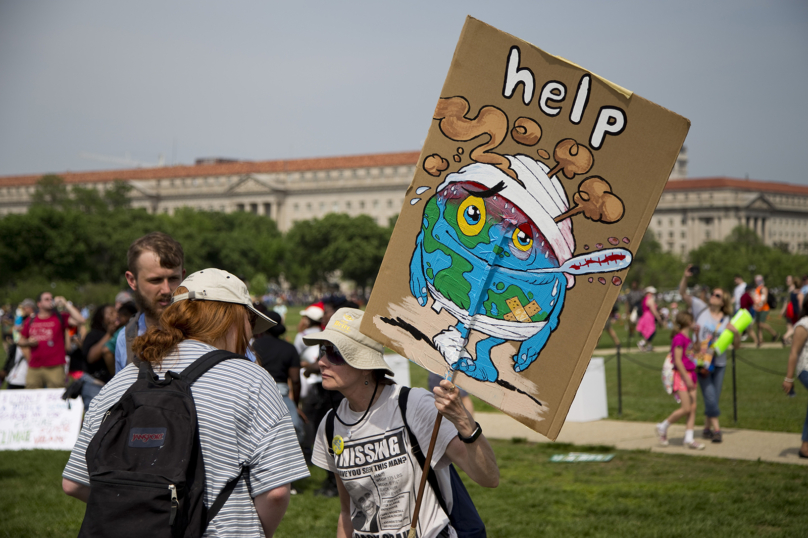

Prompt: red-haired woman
[{"left": 62, "top": 269, "right": 309, "bottom": 537}]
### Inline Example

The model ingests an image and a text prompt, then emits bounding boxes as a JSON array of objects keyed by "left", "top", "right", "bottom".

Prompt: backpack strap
[
  {"left": 181, "top": 349, "right": 250, "bottom": 385},
  {"left": 206, "top": 466, "right": 247, "bottom": 525},
  {"left": 325, "top": 409, "right": 336, "bottom": 456},
  {"left": 398, "top": 386, "right": 450, "bottom": 517}
]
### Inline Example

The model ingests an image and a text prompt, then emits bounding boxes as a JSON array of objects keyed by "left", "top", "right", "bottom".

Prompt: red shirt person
[{"left": 19, "top": 292, "right": 85, "bottom": 388}]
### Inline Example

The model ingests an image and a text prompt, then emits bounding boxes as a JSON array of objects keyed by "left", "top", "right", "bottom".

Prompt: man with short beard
[{"left": 114, "top": 232, "right": 185, "bottom": 373}]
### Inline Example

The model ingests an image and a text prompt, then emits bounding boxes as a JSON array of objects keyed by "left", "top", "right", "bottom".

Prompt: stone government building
[{"left": 2, "top": 148, "right": 808, "bottom": 256}]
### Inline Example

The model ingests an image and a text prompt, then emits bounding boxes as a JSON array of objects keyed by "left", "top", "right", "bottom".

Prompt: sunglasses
[
  {"left": 320, "top": 344, "right": 347, "bottom": 365},
  {"left": 712, "top": 292, "right": 723, "bottom": 299}
]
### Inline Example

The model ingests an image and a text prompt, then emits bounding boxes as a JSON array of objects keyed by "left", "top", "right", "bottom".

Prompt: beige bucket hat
[
  {"left": 302, "top": 307, "right": 393, "bottom": 376},
  {"left": 170, "top": 268, "right": 276, "bottom": 335}
]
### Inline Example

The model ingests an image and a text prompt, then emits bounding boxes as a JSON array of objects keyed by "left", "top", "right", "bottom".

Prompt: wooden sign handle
[{"left": 409, "top": 411, "right": 443, "bottom": 538}]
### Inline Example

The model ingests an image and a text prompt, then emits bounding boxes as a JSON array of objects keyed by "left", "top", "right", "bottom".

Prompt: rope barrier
[
  {"left": 621, "top": 353, "right": 662, "bottom": 371},
  {"left": 734, "top": 353, "right": 785, "bottom": 377}
]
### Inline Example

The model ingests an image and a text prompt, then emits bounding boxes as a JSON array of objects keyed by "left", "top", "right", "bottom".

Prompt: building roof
[
  {"left": 0, "top": 150, "right": 422, "bottom": 187},
  {"left": 2, "top": 153, "right": 807, "bottom": 196},
  {"left": 665, "top": 177, "right": 808, "bottom": 196}
]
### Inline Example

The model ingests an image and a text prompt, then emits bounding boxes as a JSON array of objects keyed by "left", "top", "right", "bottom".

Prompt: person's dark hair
[
  {"left": 253, "top": 303, "right": 285, "bottom": 339},
  {"left": 91, "top": 304, "right": 112, "bottom": 332},
  {"left": 36, "top": 291, "right": 51, "bottom": 303},
  {"left": 801, "top": 295, "right": 808, "bottom": 320},
  {"left": 372, "top": 369, "right": 395, "bottom": 384},
  {"left": 127, "top": 232, "right": 184, "bottom": 276},
  {"left": 322, "top": 296, "right": 346, "bottom": 310},
  {"left": 118, "top": 301, "right": 138, "bottom": 318}
]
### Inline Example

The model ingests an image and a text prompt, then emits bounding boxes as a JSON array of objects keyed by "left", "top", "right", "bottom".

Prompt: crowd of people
[
  {"left": 605, "top": 268, "right": 808, "bottom": 455},
  {"left": 0, "top": 231, "right": 499, "bottom": 537},
  {"left": 4, "top": 230, "right": 808, "bottom": 533}
]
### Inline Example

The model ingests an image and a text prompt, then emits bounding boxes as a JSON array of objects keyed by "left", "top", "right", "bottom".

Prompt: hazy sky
[{"left": 1, "top": 1, "right": 806, "bottom": 183}]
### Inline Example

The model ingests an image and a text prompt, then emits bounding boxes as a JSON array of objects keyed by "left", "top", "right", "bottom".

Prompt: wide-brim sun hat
[
  {"left": 170, "top": 268, "right": 276, "bottom": 335},
  {"left": 302, "top": 307, "right": 393, "bottom": 377}
]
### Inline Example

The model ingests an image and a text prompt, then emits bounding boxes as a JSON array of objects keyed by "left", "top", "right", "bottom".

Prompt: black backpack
[
  {"left": 767, "top": 291, "right": 777, "bottom": 309},
  {"left": 79, "top": 350, "right": 250, "bottom": 538},
  {"left": 326, "top": 386, "right": 486, "bottom": 538}
]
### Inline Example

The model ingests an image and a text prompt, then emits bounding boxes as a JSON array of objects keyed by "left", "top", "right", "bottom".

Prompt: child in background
[{"left": 656, "top": 311, "right": 705, "bottom": 449}]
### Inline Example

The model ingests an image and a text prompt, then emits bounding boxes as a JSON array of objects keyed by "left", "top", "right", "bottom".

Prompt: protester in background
[
  {"left": 295, "top": 303, "right": 326, "bottom": 463},
  {"left": 63, "top": 269, "right": 309, "bottom": 536},
  {"left": 625, "top": 281, "right": 644, "bottom": 344},
  {"left": 0, "top": 338, "right": 26, "bottom": 389},
  {"left": 114, "top": 232, "right": 185, "bottom": 373},
  {"left": 104, "top": 301, "right": 137, "bottom": 359},
  {"left": 799, "top": 275, "right": 808, "bottom": 312},
  {"left": 1, "top": 303, "right": 13, "bottom": 353},
  {"left": 732, "top": 275, "right": 747, "bottom": 313},
  {"left": 308, "top": 308, "right": 499, "bottom": 538},
  {"left": 781, "top": 275, "right": 799, "bottom": 346},
  {"left": 636, "top": 287, "right": 663, "bottom": 352},
  {"left": 79, "top": 304, "right": 118, "bottom": 411},
  {"left": 752, "top": 275, "right": 779, "bottom": 347},
  {"left": 738, "top": 285, "right": 758, "bottom": 344},
  {"left": 782, "top": 298, "right": 808, "bottom": 459},
  {"left": 18, "top": 292, "right": 85, "bottom": 389},
  {"left": 252, "top": 305, "right": 305, "bottom": 447},
  {"left": 12, "top": 298, "right": 35, "bottom": 343},
  {"left": 679, "top": 266, "right": 739, "bottom": 443},
  {"left": 656, "top": 311, "right": 704, "bottom": 449}
]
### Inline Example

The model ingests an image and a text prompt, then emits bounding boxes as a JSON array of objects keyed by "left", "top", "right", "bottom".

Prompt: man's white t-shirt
[
  {"left": 313, "top": 384, "right": 459, "bottom": 538},
  {"left": 733, "top": 282, "right": 747, "bottom": 312}
]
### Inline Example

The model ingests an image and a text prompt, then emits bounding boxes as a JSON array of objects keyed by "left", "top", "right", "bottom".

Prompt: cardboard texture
[{"left": 361, "top": 16, "right": 690, "bottom": 440}]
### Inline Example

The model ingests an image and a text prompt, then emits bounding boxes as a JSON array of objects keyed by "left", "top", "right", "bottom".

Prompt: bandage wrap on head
[{"left": 436, "top": 155, "right": 575, "bottom": 288}]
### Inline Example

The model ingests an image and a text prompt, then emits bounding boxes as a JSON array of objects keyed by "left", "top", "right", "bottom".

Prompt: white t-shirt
[
  {"left": 692, "top": 297, "right": 730, "bottom": 367},
  {"left": 294, "top": 327, "right": 322, "bottom": 395},
  {"left": 7, "top": 346, "right": 27, "bottom": 386},
  {"left": 733, "top": 282, "right": 747, "bottom": 311},
  {"left": 312, "top": 384, "right": 458, "bottom": 538}
]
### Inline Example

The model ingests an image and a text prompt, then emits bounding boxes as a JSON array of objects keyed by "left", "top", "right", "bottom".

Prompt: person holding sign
[
  {"left": 678, "top": 266, "right": 739, "bottom": 443},
  {"left": 309, "top": 308, "right": 499, "bottom": 538}
]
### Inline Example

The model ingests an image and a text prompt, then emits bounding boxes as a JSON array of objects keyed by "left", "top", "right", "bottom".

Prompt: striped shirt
[{"left": 64, "top": 339, "right": 310, "bottom": 537}]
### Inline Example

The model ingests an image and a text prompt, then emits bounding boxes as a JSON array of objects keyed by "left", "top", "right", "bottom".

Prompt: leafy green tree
[
  {"left": 30, "top": 174, "right": 70, "bottom": 208},
  {"left": 104, "top": 180, "right": 133, "bottom": 210},
  {"left": 625, "top": 230, "right": 685, "bottom": 289}
]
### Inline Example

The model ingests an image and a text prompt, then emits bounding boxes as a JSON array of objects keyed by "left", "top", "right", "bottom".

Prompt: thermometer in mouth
[{"left": 527, "top": 248, "right": 632, "bottom": 275}]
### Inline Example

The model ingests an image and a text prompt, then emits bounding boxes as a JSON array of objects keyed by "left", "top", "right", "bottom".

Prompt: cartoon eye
[
  {"left": 457, "top": 196, "right": 485, "bottom": 236},
  {"left": 512, "top": 226, "right": 533, "bottom": 251}
]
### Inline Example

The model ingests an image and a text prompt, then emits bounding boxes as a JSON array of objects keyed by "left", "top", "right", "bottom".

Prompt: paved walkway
[{"left": 477, "top": 412, "right": 808, "bottom": 466}]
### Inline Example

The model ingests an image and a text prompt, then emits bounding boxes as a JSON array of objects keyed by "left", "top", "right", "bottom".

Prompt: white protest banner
[{"left": 0, "top": 389, "right": 84, "bottom": 450}]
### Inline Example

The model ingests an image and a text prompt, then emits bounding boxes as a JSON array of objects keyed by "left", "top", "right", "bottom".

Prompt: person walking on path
[
  {"left": 678, "top": 266, "right": 739, "bottom": 443},
  {"left": 783, "top": 299, "right": 808, "bottom": 459},
  {"left": 752, "top": 275, "right": 779, "bottom": 347},
  {"left": 656, "top": 311, "right": 705, "bottom": 450},
  {"left": 636, "top": 287, "right": 663, "bottom": 352},
  {"left": 781, "top": 275, "right": 800, "bottom": 346},
  {"left": 308, "top": 308, "right": 499, "bottom": 538}
]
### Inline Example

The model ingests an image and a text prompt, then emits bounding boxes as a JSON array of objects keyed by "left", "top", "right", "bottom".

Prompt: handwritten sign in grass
[{"left": 0, "top": 389, "right": 83, "bottom": 450}]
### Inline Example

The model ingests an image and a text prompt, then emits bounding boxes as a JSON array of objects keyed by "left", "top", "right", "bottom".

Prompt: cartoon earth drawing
[{"left": 409, "top": 154, "right": 629, "bottom": 383}]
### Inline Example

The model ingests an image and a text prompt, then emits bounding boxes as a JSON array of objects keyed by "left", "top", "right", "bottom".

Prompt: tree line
[{"left": 3, "top": 175, "right": 807, "bottom": 305}]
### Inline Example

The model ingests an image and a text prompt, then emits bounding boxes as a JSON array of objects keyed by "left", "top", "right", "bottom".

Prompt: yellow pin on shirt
[{"left": 332, "top": 435, "right": 344, "bottom": 455}]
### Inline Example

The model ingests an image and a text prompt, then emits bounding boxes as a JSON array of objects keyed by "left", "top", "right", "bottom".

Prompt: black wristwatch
[{"left": 457, "top": 422, "right": 482, "bottom": 444}]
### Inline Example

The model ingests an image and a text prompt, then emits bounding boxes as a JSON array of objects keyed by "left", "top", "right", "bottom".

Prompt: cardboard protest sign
[
  {"left": 361, "top": 16, "right": 689, "bottom": 440},
  {"left": 0, "top": 389, "right": 84, "bottom": 450}
]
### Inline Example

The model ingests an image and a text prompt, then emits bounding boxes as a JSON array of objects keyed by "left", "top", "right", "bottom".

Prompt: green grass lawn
[{"left": 3, "top": 441, "right": 807, "bottom": 538}]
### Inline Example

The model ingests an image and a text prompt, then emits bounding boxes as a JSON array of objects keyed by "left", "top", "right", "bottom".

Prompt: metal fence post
[
  {"left": 617, "top": 344, "right": 622, "bottom": 417},
  {"left": 732, "top": 347, "right": 738, "bottom": 424}
]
